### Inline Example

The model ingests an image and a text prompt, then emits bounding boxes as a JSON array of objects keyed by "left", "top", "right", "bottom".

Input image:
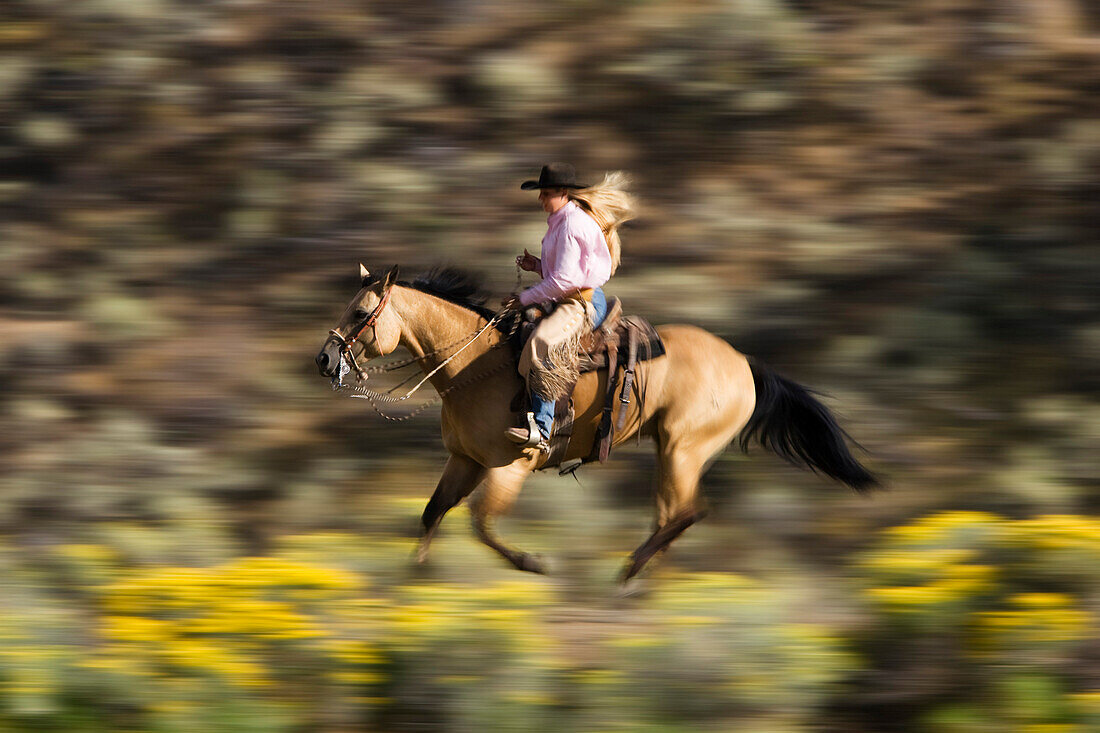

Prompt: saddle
[{"left": 514, "top": 297, "right": 666, "bottom": 469}]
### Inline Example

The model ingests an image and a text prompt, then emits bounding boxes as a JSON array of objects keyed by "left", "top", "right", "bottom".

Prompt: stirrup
[
  {"left": 505, "top": 413, "right": 548, "bottom": 450},
  {"left": 520, "top": 411, "right": 544, "bottom": 449}
]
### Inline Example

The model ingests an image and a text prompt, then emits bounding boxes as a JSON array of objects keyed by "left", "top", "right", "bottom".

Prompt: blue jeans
[{"left": 531, "top": 288, "right": 607, "bottom": 440}]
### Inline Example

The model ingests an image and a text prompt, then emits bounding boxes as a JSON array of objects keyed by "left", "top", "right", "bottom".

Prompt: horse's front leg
[
  {"left": 416, "top": 454, "right": 486, "bottom": 564},
  {"left": 468, "top": 460, "right": 545, "bottom": 574}
]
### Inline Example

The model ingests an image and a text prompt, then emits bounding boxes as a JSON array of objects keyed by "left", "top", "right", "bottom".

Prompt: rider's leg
[
  {"left": 529, "top": 290, "right": 605, "bottom": 439},
  {"left": 591, "top": 287, "right": 607, "bottom": 328},
  {"left": 511, "top": 298, "right": 588, "bottom": 443},
  {"left": 530, "top": 392, "right": 555, "bottom": 440}
]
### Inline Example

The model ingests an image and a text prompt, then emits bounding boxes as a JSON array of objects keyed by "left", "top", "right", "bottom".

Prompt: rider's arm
[{"left": 518, "top": 230, "right": 583, "bottom": 306}]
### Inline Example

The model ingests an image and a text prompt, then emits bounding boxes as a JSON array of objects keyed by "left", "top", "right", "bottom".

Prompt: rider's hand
[{"left": 516, "top": 249, "right": 540, "bottom": 273}]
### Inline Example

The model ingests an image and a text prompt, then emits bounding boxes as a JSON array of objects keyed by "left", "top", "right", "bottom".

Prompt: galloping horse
[{"left": 316, "top": 265, "right": 876, "bottom": 580}]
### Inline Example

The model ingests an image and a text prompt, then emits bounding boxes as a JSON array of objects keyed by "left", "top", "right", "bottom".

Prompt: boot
[{"left": 504, "top": 412, "right": 548, "bottom": 451}]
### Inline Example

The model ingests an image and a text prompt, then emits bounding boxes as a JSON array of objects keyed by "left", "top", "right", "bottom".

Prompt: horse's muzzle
[{"left": 316, "top": 341, "right": 340, "bottom": 377}]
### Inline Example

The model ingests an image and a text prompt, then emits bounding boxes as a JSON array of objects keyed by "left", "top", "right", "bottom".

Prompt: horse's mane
[
  {"left": 409, "top": 267, "right": 496, "bottom": 320},
  {"left": 364, "top": 266, "right": 500, "bottom": 322}
]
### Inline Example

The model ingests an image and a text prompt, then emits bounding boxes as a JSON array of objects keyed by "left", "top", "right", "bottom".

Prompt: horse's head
[{"left": 316, "top": 264, "right": 402, "bottom": 379}]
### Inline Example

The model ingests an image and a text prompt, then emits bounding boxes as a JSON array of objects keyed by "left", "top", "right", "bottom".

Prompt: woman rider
[{"left": 502, "top": 163, "right": 635, "bottom": 449}]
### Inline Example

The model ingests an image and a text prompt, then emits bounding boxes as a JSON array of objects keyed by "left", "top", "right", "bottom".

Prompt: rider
[{"left": 503, "top": 163, "right": 635, "bottom": 449}]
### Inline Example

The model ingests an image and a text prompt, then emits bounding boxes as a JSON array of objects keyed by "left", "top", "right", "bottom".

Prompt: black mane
[
  {"left": 363, "top": 266, "right": 517, "bottom": 333},
  {"left": 409, "top": 267, "right": 495, "bottom": 319}
]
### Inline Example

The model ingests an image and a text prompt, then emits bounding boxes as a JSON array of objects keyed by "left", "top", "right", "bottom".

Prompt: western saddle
[{"left": 514, "top": 296, "right": 665, "bottom": 469}]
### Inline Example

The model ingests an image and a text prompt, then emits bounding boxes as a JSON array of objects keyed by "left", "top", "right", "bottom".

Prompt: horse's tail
[{"left": 739, "top": 359, "right": 878, "bottom": 493}]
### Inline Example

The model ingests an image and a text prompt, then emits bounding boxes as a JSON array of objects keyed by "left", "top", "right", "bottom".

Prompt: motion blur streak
[{"left": 0, "top": 0, "right": 1096, "bottom": 730}]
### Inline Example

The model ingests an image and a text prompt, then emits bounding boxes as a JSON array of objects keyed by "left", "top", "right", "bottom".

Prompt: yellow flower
[
  {"left": 572, "top": 669, "right": 624, "bottom": 686},
  {"left": 1069, "top": 691, "right": 1100, "bottom": 714}
]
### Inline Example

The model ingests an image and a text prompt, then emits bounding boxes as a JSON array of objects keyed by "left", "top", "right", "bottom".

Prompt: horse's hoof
[
  {"left": 619, "top": 557, "right": 645, "bottom": 584},
  {"left": 407, "top": 555, "right": 439, "bottom": 580},
  {"left": 617, "top": 577, "right": 649, "bottom": 599},
  {"left": 412, "top": 532, "right": 437, "bottom": 565},
  {"left": 516, "top": 553, "right": 548, "bottom": 574}
]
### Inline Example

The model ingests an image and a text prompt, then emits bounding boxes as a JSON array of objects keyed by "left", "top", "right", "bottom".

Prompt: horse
[{"left": 316, "top": 265, "right": 876, "bottom": 580}]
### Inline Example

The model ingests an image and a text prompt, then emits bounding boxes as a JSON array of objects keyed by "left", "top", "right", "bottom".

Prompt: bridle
[
  {"left": 327, "top": 279, "right": 395, "bottom": 380},
  {"left": 325, "top": 263, "right": 525, "bottom": 418}
]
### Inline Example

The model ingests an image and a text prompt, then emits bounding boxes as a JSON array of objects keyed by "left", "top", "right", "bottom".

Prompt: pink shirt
[{"left": 519, "top": 201, "right": 612, "bottom": 306}]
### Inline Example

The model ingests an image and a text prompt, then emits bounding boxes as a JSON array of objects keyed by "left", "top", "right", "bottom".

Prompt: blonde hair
[{"left": 569, "top": 171, "right": 636, "bottom": 275}]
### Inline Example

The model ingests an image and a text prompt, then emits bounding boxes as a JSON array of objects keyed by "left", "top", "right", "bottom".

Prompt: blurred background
[{"left": 1, "top": 0, "right": 1098, "bottom": 730}]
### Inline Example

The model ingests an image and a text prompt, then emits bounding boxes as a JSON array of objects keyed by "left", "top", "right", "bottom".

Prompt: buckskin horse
[{"left": 316, "top": 265, "right": 876, "bottom": 580}]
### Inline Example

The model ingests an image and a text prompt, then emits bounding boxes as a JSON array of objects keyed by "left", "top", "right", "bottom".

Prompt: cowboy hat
[{"left": 520, "top": 162, "right": 588, "bottom": 190}]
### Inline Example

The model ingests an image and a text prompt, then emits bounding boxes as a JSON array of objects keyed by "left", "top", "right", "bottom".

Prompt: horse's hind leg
[
  {"left": 468, "top": 461, "right": 545, "bottom": 574},
  {"left": 417, "top": 454, "right": 485, "bottom": 563},
  {"left": 621, "top": 431, "right": 725, "bottom": 581},
  {"left": 621, "top": 510, "right": 703, "bottom": 582}
]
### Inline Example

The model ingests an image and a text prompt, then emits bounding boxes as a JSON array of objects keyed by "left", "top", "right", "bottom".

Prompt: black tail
[{"left": 739, "top": 359, "right": 878, "bottom": 493}]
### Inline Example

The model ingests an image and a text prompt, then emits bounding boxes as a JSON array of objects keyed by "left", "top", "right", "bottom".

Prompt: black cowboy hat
[{"left": 520, "top": 162, "right": 588, "bottom": 190}]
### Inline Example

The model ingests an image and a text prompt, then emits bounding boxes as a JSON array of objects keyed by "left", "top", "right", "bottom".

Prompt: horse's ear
[
  {"left": 359, "top": 263, "right": 370, "bottom": 283},
  {"left": 383, "top": 264, "right": 400, "bottom": 287}
]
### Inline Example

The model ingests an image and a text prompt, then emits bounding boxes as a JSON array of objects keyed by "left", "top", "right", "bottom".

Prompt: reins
[
  {"left": 332, "top": 307, "right": 520, "bottom": 422},
  {"left": 329, "top": 266, "right": 524, "bottom": 421},
  {"left": 350, "top": 311, "right": 510, "bottom": 401}
]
